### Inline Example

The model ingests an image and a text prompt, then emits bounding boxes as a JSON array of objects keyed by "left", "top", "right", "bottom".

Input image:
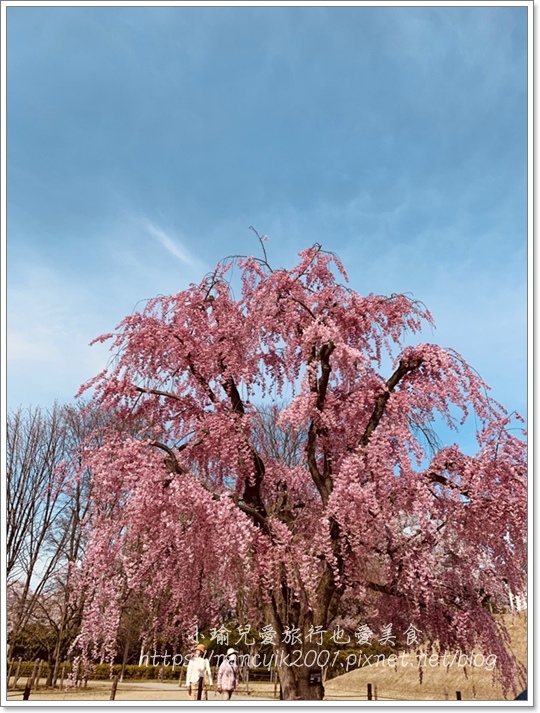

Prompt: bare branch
[
  {"left": 134, "top": 385, "right": 183, "bottom": 402},
  {"left": 249, "top": 225, "right": 272, "bottom": 270},
  {"left": 360, "top": 358, "right": 423, "bottom": 448}
]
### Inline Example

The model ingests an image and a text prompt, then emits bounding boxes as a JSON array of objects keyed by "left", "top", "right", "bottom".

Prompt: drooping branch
[
  {"left": 365, "top": 580, "right": 399, "bottom": 597},
  {"left": 302, "top": 342, "right": 346, "bottom": 624},
  {"left": 289, "top": 295, "right": 317, "bottom": 321},
  {"left": 135, "top": 386, "right": 183, "bottom": 402},
  {"left": 150, "top": 440, "right": 183, "bottom": 472},
  {"left": 149, "top": 441, "right": 186, "bottom": 487},
  {"left": 316, "top": 341, "right": 335, "bottom": 412},
  {"left": 249, "top": 225, "right": 272, "bottom": 271},
  {"left": 241, "top": 450, "right": 268, "bottom": 518},
  {"left": 172, "top": 334, "right": 217, "bottom": 403},
  {"left": 219, "top": 369, "right": 268, "bottom": 523},
  {"left": 425, "top": 457, "right": 474, "bottom": 499},
  {"left": 222, "top": 375, "right": 245, "bottom": 416},
  {"left": 306, "top": 341, "right": 336, "bottom": 506},
  {"left": 231, "top": 493, "right": 270, "bottom": 536},
  {"left": 359, "top": 358, "right": 423, "bottom": 448},
  {"left": 315, "top": 515, "right": 346, "bottom": 626},
  {"left": 428, "top": 471, "right": 469, "bottom": 496},
  {"left": 306, "top": 429, "right": 327, "bottom": 505}
]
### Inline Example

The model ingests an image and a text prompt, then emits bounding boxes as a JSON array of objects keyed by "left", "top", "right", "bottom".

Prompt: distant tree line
[{"left": 7, "top": 402, "right": 102, "bottom": 684}]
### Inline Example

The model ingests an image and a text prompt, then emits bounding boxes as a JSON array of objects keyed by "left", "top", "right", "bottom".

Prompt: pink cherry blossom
[{"left": 72, "top": 243, "right": 527, "bottom": 699}]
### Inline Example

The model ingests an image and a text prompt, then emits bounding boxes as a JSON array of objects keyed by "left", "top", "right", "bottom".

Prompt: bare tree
[
  {"left": 7, "top": 403, "right": 72, "bottom": 656},
  {"left": 6, "top": 402, "right": 101, "bottom": 676},
  {"left": 251, "top": 403, "right": 306, "bottom": 467}
]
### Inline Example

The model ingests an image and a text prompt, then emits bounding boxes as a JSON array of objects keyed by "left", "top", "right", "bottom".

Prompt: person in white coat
[{"left": 185, "top": 644, "right": 213, "bottom": 700}]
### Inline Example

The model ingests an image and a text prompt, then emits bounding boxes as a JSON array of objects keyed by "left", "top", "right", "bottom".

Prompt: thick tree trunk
[
  {"left": 272, "top": 633, "right": 325, "bottom": 700},
  {"left": 279, "top": 653, "right": 325, "bottom": 700},
  {"left": 264, "top": 578, "right": 337, "bottom": 701}
]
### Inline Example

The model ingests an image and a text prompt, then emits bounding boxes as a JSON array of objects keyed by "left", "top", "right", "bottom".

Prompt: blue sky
[{"left": 5, "top": 3, "right": 529, "bottom": 443}]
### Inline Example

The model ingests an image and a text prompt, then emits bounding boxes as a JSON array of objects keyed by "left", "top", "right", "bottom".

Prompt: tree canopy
[{"left": 73, "top": 242, "right": 527, "bottom": 699}]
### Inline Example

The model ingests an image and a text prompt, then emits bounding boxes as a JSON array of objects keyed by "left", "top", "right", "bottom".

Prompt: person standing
[
  {"left": 185, "top": 643, "right": 213, "bottom": 700},
  {"left": 217, "top": 647, "right": 239, "bottom": 700}
]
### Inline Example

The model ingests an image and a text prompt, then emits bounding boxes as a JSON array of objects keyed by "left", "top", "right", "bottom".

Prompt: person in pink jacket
[{"left": 217, "top": 648, "right": 239, "bottom": 700}]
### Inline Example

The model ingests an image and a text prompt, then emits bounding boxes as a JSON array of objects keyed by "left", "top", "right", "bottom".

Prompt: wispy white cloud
[
  {"left": 6, "top": 5, "right": 526, "bottom": 420},
  {"left": 6, "top": 215, "right": 215, "bottom": 409},
  {"left": 146, "top": 221, "right": 201, "bottom": 268}
]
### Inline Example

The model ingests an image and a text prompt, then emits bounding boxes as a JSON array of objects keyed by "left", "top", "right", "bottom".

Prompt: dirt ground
[
  {"left": 6, "top": 613, "right": 527, "bottom": 703},
  {"left": 6, "top": 679, "right": 277, "bottom": 703}
]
